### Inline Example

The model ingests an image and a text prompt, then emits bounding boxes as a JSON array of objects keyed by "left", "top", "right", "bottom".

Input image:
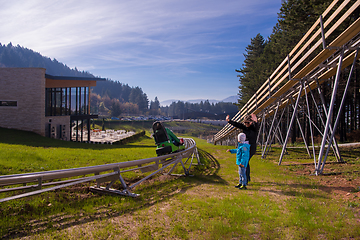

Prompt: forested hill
[
  {"left": 0, "top": 42, "right": 149, "bottom": 114},
  {"left": 0, "top": 42, "right": 94, "bottom": 77},
  {"left": 0, "top": 42, "right": 237, "bottom": 118}
]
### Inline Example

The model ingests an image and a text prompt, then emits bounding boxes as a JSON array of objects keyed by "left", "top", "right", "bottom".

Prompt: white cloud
[
  {"left": 0, "top": 0, "right": 281, "bottom": 101},
  {"left": 0, "top": 0, "right": 278, "bottom": 56}
]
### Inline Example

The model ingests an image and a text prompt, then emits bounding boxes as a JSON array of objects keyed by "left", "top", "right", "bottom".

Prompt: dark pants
[
  {"left": 247, "top": 148, "right": 256, "bottom": 182},
  {"left": 246, "top": 163, "right": 250, "bottom": 182}
]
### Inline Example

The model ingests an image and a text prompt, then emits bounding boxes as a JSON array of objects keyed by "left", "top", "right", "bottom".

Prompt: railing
[
  {"left": 0, "top": 138, "right": 200, "bottom": 202},
  {"left": 214, "top": 0, "right": 360, "bottom": 143}
]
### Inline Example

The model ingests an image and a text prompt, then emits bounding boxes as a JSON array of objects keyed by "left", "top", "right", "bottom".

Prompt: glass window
[
  {"left": 45, "top": 87, "right": 90, "bottom": 116},
  {"left": 81, "top": 87, "right": 88, "bottom": 115},
  {"left": 55, "top": 88, "right": 62, "bottom": 115},
  {"left": 70, "top": 88, "right": 77, "bottom": 114}
]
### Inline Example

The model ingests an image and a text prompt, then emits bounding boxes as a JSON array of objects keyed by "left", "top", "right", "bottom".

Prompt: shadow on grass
[
  {"left": 255, "top": 181, "right": 330, "bottom": 199},
  {"left": 190, "top": 148, "right": 228, "bottom": 185},
  {"left": 1, "top": 147, "right": 226, "bottom": 239},
  {"left": 253, "top": 179, "right": 358, "bottom": 199},
  {"left": 269, "top": 146, "right": 360, "bottom": 163}
]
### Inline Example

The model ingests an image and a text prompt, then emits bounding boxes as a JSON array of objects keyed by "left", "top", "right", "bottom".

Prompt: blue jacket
[{"left": 229, "top": 142, "right": 250, "bottom": 167}]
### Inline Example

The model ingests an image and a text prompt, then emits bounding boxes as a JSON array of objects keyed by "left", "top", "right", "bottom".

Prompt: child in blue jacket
[{"left": 227, "top": 133, "right": 250, "bottom": 189}]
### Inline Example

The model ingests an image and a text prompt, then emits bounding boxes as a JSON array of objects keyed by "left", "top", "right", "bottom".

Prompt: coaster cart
[{"left": 152, "top": 121, "right": 185, "bottom": 156}]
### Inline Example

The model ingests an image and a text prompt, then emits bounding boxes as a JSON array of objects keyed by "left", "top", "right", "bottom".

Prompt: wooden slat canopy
[{"left": 214, "top": 0, "right": 360, "bottom": 143}]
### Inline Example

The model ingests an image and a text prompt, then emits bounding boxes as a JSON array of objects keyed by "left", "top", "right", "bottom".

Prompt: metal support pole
[
  {"left": 304, "top": 80, "right": 317, "bottom": 167},
  {"left": 272, "top": 125, "right": 283, "bottom": 146},
  {"left": 319, "top": 48, "right": 359, "bottom": 173},
  {"left": 180, "top": 159, "right": 189, "bottom": 176},
  {"left": 316, "top": 48, "right": 345, "bottom": 175},
  {"left": 320, "top": 15, "right": 326, "bottom": 49},
  {"left": 315, "top": 80, "right": 342, "bottom": 161},
  {"left": 262, "top": 102, "right": 280, "bottom": 159},
  {"left": 264, "top": 105, "right": 287, "bottom": 159},
  {"left": 194, "top": 147, "right": 201, "bottom": 165},
  {"left": 288, "top": 54, "right": 292, "bottom": 80},
  {"left": 257, "top": 112, "right": 266, "bottom": 150},
  {"left": 261, "top": 112, "right": 266, "bottom": 150},
  {"left": 290, "top": 99, "right": 312, "bottom": 158},
  {"left": 275, "top": 111, "right": 286, "bottom": 147},
  {"left": 263, "top": 108, "right": 271, "bottom": 151},
  {"left": 279, "top": 82, "right": 304, "bottom": 165},
  {"left": 37, "top": 177, "right": 42, "bottom": 190},
  {"left": 167, "top": 156, "right": 183, "bottom": 175}
]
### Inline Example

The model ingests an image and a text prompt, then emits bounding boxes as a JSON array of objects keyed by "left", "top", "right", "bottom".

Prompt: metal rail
[
  {"left": 214, "top": 0, "right": 360, "bottom": 174},
  {"left": 0, "top": 138, "right": 200, "bottom": 203}
]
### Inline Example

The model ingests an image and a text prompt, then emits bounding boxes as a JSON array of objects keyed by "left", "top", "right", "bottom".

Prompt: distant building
[{"left": 0, "top": 68, "right": 105, "bottom": 142}]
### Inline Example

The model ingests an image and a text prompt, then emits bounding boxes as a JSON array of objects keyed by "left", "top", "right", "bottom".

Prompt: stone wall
[{"left": 0, "top": 68, "right": 46, "bottom": 136}]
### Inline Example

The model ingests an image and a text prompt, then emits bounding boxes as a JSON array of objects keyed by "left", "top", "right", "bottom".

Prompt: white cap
[{"left": 238, "top": 133, "right": 246, "bottom": 143}]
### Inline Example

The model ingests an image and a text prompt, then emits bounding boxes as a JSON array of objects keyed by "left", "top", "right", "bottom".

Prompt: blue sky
[{"left": 0, "top": 0, "right": 282, "bottom": 104}]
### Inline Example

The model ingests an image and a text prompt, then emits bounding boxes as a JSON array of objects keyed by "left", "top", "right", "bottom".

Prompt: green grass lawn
[{"left": 0, "top": 127, "right": 359, "bottom": 239}]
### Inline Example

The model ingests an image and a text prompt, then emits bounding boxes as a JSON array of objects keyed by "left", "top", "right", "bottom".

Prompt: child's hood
[{"left": 238, "top": 142, "right": 250, "bottom": 149}]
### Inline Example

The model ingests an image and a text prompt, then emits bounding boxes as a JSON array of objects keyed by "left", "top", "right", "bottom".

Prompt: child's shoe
[
  {"left": 235, "top": 184, "right": 242, "bottom": 188},
  {"left": 239, "top": 185, "right": 247, "bottom": 190}
]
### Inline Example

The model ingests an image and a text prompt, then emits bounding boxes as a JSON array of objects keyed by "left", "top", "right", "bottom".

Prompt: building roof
[
  {"left": 45, "top": 74, "right": 106, "bottom": 88},
  {"left": 45, "top": 74, "right": 106, "bottom": 81}
]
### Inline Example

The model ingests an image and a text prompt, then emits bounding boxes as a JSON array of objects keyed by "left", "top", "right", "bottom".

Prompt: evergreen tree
[
  {"left": 121, "top": 84, "right": 131, "bottom": 103},
  {"left": 150, "top": 97, "right": 160, "bottom": 115},
  {"left": 236, "top": 0, "right": 334, "bottom": 108},
  {"left": 276, "top": 0, "right": 332, "bottom": 58},
  {"left": 236, "top": 33, "right": 266, "bottom": 107},
  {"left": 111, "top": 101, "right": 122, "bottom": 117},
  {"left": 129, "top": 87, "right": 149, "bottom": 112}
]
